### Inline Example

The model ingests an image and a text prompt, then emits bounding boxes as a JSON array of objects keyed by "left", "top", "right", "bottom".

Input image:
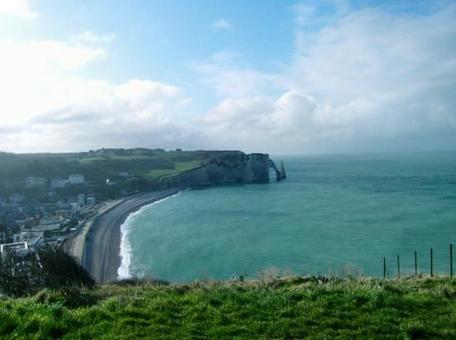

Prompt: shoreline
[
  {"left": 80, "top": 189, "right": 180, "bottom": 283},
  {"left": 117, "top": 191, "right": 181, "bottom": 280},
  {"left": 63, "top": 199, "right": 123, "bottom": 264}
]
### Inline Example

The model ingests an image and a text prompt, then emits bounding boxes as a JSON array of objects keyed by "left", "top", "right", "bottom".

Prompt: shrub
[
  {"left": 0, "top": 246, "right": 94, "bottom": 297},
  {"left": 0, "top": 252, "right": 41, "bottom": 297},
  {"left": 37, "top": 247, "right": 95, "bottom": 290},
  {"left": 34, "top": 288, "right": 97, "bottom": 308}
]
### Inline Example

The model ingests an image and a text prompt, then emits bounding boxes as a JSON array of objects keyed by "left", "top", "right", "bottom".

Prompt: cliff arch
[{"left": 269, "top": 160, "right": 286, "bottom": 181}]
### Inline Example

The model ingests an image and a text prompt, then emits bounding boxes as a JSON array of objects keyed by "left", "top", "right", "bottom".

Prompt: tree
[
  {"left": 0, "top": 223, "right": 8, "bottom": 243},
  {"left": 0, "top": 252, "right": 39, "bottom": 297},
  {"left": 37, "top": 247, "right": 94, "bottom": 290},
  {"left": 0, "top": 247, "right": 94, "bottom": 297}
]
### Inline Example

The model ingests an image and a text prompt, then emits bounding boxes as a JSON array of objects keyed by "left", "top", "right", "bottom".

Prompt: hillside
[
  {"left": 1, "top": 277, "right": 455, "bottom": 339},
  {"left": 0, "top": 149, "right": 210, "bottom": 199},
  {"left": 0, "top": 149, "right": 278, "bottom": 201}
]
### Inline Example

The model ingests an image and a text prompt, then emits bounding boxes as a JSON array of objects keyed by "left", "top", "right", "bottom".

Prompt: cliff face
[{"left": 160, "top": 151, "right": 270, "bottom": 188}]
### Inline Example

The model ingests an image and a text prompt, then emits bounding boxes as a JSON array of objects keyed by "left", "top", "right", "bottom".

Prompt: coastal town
[
  {"left": 0, "top": 148, "right": 181, "bottom": 258},
  {"left": 0, "top": 148, "right": 194, "bottom": 262},
  {"left": 0, "top": 173, "right": 99, "bottom": 256}
]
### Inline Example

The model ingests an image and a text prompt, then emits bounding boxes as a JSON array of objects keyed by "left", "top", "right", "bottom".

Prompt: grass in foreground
[{"left": 1, "top": 276, "right": 456, "bottom": 339}]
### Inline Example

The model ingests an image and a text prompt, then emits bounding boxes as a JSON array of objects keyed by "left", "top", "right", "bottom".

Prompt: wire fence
[{"left": 383, "top": 243, "right": 453, "bottom": 279}]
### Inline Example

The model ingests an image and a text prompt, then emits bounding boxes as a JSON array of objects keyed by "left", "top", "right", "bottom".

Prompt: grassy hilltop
[
  {"left": 0, "top": 148, "right": 209, "bottom": 198},
  {"left": 1, "top": 277, "right": 455, "bottom": 339}
]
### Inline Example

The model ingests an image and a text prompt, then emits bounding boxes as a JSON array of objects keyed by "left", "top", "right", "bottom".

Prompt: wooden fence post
[
  {"left": 383, "top": 257, "right": 386, "bottom": 279},
  {"left": 430, "top": 248, "right": 434, "bottom": 277},
  {"left": 450, "top": 244, "right": 453, "bottom": 278},
  {"left": 414, "top": 250, "right": 417, "bottom": 277}
]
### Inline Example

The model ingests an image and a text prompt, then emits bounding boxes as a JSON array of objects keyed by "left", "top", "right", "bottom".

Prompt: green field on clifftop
[
  {"left": 1, "top": 277, "right": 455, "bottom": 339},
  {"left": 0, "top": 148, "right": 206, "bottom": 182},
  {"left": 0, "top": 148, "right": 209, "bottom": 198}
]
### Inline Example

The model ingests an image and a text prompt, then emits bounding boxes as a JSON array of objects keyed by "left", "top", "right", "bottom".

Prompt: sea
[{"left": 118, "top": 152, "right": 456, "bottom": 282}]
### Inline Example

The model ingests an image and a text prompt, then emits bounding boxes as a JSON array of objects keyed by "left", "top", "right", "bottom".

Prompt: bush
[
  {"left": 0, "top": 252, "right": 41, "bottom": 297},
  {"left": 34, "top": 288, "right": 97, "bottom": 308},
  {"left": 0, "top": 247, "right": 94, "bottom": 297},
  {"left": 37, "top": 247, "right": 95, "bottom": 290}
]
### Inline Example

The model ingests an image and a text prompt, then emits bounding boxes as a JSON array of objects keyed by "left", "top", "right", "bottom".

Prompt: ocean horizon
[{"left": 118, "top": 151, "right": 456, "bottom": 282}]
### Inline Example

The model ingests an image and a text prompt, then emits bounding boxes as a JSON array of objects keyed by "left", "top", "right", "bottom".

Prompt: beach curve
[
  {"left": 117, "top": 191, "right": 181, "bottom": 280},
  {"left": 81, "top": 189, "right": 179, "bottom": 283}
]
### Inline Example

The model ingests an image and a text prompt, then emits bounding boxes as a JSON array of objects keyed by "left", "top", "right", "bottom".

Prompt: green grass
[
  {"left": 78, "top": 156, "right": 108, "bottom": 164},
  {"left": 1, "top": 277, "right": 456, "bottom": 339},
  {"left": 144, "top": 160, "right": 202, "bottom": 179},
  {"left": 79, "top": 155, "right": 162, "bottom": 164}
]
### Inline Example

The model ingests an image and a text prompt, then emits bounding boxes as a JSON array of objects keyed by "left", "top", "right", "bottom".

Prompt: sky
[{"left": 0, "top": 0, "right": 455, "bottom": 154}]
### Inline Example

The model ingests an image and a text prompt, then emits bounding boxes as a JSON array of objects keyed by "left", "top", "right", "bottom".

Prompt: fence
[{"left": 383, "top": 243, "right": 453, "bottom": 279}]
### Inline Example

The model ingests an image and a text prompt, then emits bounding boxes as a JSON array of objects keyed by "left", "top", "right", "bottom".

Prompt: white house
[
  {"left": 68, "top": 174, "right": 85, "bottom": 184},
  {"left": 78, "top": 194, "right": 86, "bottom": 208},
  {"left": 9, "top": 193, "right": 23, "bottom": 205},
  {"left": 13, "top": 231, "right": 43, "bottom": 246},
  {"left": 25, "top": 176, "right": 46, "bottom": 188},
  {"left": 50, "top": 178, "right": 69, "bottom": 189},
  {"left": 71, "top": 202, "right": 82, "bottom": 212},
  {"left": 86, "top": 196, "right": 96, "bottom": 207},
  {"left": 0, "top": 242, "right": 29, "bottom": 256}
]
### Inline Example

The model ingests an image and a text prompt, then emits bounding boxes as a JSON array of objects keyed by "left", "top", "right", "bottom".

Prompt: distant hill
[
  {"left": 0, "top": 148, "right": 210, "bottom": 199},
  {"left": 0, "top": 148, "right": 276, "bottom": 201}
]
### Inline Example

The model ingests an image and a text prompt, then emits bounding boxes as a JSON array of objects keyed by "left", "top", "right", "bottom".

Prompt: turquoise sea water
[{"left": 120, "top": 152, "right": 456, "bottom": 282}]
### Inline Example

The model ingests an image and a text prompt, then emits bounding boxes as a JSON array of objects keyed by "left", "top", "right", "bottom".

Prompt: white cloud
[
  {"left": 1, "top": 2, "right": 456, "bottom": 154},
  {"left": 0, "top": 39, "right": 107, "bottom": 126},
  {"left": 202, "top": 92, "right": 317, "bottom": 151},
  {"left": 115, "top": 79, "right": 180, "bottom": 104},
  {"left": 0, "top": 35, "right": 201, "bottom": 152},
  {"left": 0, "top": 0, "right": 37, "bottom": 18},
  {"left": 213, "top": 19, "right": 232, "bottom": 30},
  {"left": 205, "top": 92, "right": 315, "bottom": 134},
  {"left": 193, "top": 52, "right": 283, "bottom": 98},
  {"left": 73, "top": 31, "right": 116, "bottom": 44},
  {"left": 289, "top": 4, "right": 456, "bottom": 149},
  {"left": 198, "top": 3, "right": 456, "bottom": 153}
]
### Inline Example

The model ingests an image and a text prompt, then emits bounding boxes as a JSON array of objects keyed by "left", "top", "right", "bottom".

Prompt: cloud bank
[
  {"left": 0, "top": 34, "right": 202, "bottom": 152},
  {"left": 0, "top": 1, "right": 455, "bottom": 153},
  {"left": 201, "top": 2, "right": 456, "bottom": 153},
  {"left": 0, "top": 0, "right": 37, "bottom": 18}
]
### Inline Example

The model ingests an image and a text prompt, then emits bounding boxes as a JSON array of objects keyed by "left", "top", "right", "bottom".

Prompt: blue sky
[
  {"left": 25, "top": 0, "right": 298, "bottom": 115},
  {"left": 3, "top": 1, "right": 295, "bottom": 82},
  {"left": 0, "top": 0, "right": 455, "bottom": 153}
]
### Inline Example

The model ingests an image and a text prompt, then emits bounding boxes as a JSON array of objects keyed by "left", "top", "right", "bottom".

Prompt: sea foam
[{"left": 117, "top": 192, "right": 181, "bottom": 280}]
